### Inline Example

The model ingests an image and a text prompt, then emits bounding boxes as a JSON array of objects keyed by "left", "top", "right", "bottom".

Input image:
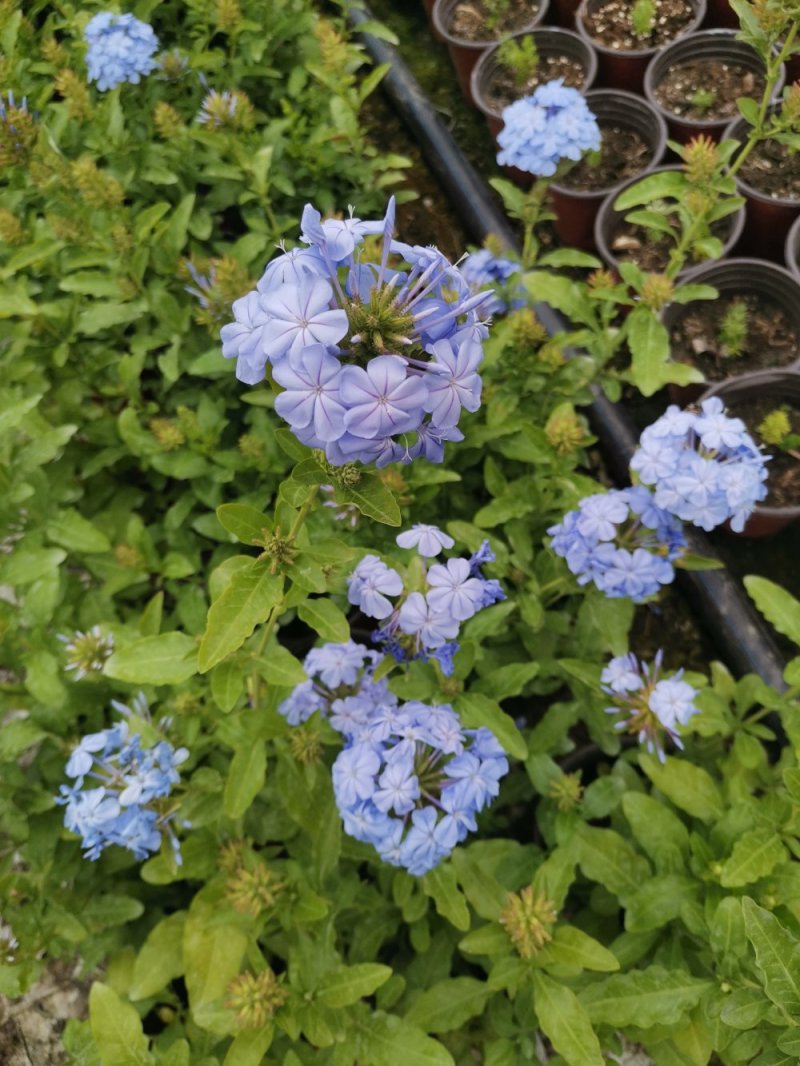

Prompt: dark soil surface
[
  {"left": 738, "top": 137, "right": 800, "bottom": 201},
  {"left": 557, "top": 125, "right": 653, "bottom": 192},
  {"left": 669, "top": 292, "right": 800, "bottom": 381},
  {"left": 448, "top": 0, "right": 541, "bottom": 41},
  {"left": 726, "top": 396, "right": 800, "bottom": 508},
  {"left": 607, "top": 212, "right": 730, "bottom": 273},
  {"left": 583, "top": 0, "right": 696, "bottom": 50},
  {"left": 484, "top": 54, "right": 588, "bottom": 110},
  {"left": 654, "top": 58, "right": 764, "bottom": 122}
]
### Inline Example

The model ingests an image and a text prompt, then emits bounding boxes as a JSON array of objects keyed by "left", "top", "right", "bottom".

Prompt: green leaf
[
  {"left": 224, "top": 740, "right": 266, "bottom": 819},
  {"left": 545, "top": 926, "right": 619, "bottom": 973},
  {"left": 454, "top": 692, "right": 527, "bottom": 760},
  {"left": 255, "top": 643, "right": 306, "bottom": 686},
  {"left": 720, "top": 987, "right": 771, "bottom": 1029},
  {"left": 334, "top": 474, "right": 401, "bottom": 526},
  {"left": 579, "top": 966, "right": 712, "bottom": 1028},
  {"left": 183, "top": 894, "right": 247, "bottom": 1013},
  {"left": 405, "top": 978, "right": 491, "bottom": 1034},
  {"left": 223, "top": 1026, "right": 274, "bottom": 1066},
  {"left": 639, "top": 754, "right": 723, "bottom": 822},
  {"left": 777, "top": 1030, "right": 800, "bottom": 1056},
  {"left": 473, "top": 662, "right": 539, "bottom": 701},
  {"left": 298, "top": 598, "right": 351, "bottom": 642},
  {"left": 574, "top": 825, "right": 651, "bottom": 900},
  {"left": 1, "top": 547, "right": 66, "bottom": 586},
  {"left": 318, "top": 964, "right": 392, "bottom": 1007},
  {"left": 626, "top": 307, "right": 672, "bottom": 397},
  {"left": 710, "top": 897, "right": 746, "bottom": 960},
  {"left": 83, "top": 895, "right": 144, "bottom": 931},
  {"left": 742, "top": 897, "right": 800, "bottom": 1015},
  {"left": 451, "top": 848, "right": 507, "bottom": 921},
  {"left": 744, "top": 577, "right": 800, "bottom": 647},
  {"left": 130, "top": 912, "right": 186, "bottom": 1001},
  {"left": 614, "top": 171, "right": 686, "bottom": 210},
  {"left": 532, "top": 973, "right": 604, "bottom": 1066},
  {"left": 624, "top": 875, "right": 698, "bottom": 933},
  {"left": 422, "top": 863, "right": 471, "bottom": 932},
  {"left": 47, "top": 509, "right": 111, "bottom": 553},
  {"left": 77, "top": 301, "right": 146, "bottom": 336},
  {"left": 216, "top": 504, "right": 269, "bottom": 545},
  {"left": 89, "top": 983, "right": 152, "bottom": 1066},
  {"left": 104, "top": 632, "right": 197, "bottom": 685},
  {"left": 720, "top": 830, "right": 787, "bottom": 888},
  {"left": 211, "top": 659, "right": 245, "bottom": 713},
  {"left": 355, "top": 1013, "right": 454, "bottom": 1066},
  {"left": 458, "top": 924, "right": 510, "bottom": 957},
  {"left": 198, "top": 564, "right": 283, "bottom": 672}
]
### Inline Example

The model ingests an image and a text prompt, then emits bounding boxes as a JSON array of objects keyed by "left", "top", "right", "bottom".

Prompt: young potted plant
[
  {"left": 643, "top": 29, "right": 784, "bottom": 145},
  {"left": 699, "top": 368, "right": 800, "bottom": 537},
  {"left": 470, "top": 27, "right": 597, "bottom": 140},
  {"left": 660, "top": 258, "right": 800, "bottom": 400},
  {"left": 549, "top": 89, "right": 669, "bottom": 249},
  {"left": 432, "top": 0, "right": 549, "bottom": 106},
  {"left": 575, "top": 0, "right": 706, "bottom": 92}
]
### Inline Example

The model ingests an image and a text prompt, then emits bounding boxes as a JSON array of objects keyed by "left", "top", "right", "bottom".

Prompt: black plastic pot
[
  {"left": 661, "top": 258, "right": 800, "bottom": 402},
  {"left": 785, "top": 214, "right": 800, "bottom": 284},
  {"left": 347, "top": 3, "right": 789, "bottom": 690},
  {"left": 549, "top": 90, "right": 668, "bottom": 251},
  {"left": 432, "top": 0, "right": 549, "bottom": 107},
  {"left": 700, "top": 369, "right": 800, "bottom": 537},
  {"left": 471, "top": 26, "right": 597, "bottom": 144},
  {"left": 593, "top": 165, "right": 746, "bottom": 279},
  {"left": 724, "top": 109, "right": 800, "bottom": 263},
  {"left": 643, "top": 30, "right": 785, "bottom": 146},
  {"left": 575, "top": 0, "right": 707, "bottom": 93}
]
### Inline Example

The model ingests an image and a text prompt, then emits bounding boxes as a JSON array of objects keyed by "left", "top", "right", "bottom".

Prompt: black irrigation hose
[{"left": 348, "top": 3, "right": 788, "bottom": 690}]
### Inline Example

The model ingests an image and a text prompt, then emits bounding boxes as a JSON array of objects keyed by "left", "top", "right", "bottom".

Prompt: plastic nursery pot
[
  {"left": 702, "top": 0, "right": 737, "bottom": 27},
  {"left": 785, "top": 214, "right": 800, "bottom": 284},
  {"left": 548, "top": 90, "right": 668, "bottom": 250},
  {"left": 660, "top": 257, "right": 800, "bottom": 404},
  {"left": 471, "top": 27, "right": 597, "bottom": 144},
  {"left": 699, "top": 369, "right": 800, "bottom": 537},
  {"left": 724, "top": 110, "right": 800, "bottom": 263},
  {"left": 575, "top": 0, "right": 707, "bottom": 93},
  {"left": 643, "top": 30, "right": 785, "bottom": 146},
  {"left": 551, "top": 0, "right": 582, "bottom": 29},
  {"left": 593, "top": 164, "right": 746, "bottom": 279},
  {"left": 432, "top": 0, "right": 549, "bottom": 107}
]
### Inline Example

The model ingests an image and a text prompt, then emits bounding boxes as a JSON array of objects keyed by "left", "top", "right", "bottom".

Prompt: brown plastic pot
[
  {"left": 548, "top": 90, "right": 668, "bottom": 250},
  {"left": 471, "top": 27, "right": 597, "bottom": 143},
  {"left": 699, "top": 369, "right": 800, "bottom": 537},
  {"left": 785, "top": 214, "right": 800, "bottom": 284},
  {"left": 432, "top": 0, "right": 549, "bottom": 107},
  {"left": 551, "top": 0, "right": 581, "bottom": 28},
  {"left": 593, "top": 165, "right": 746, "bottom": 280},
  {"left": 702, "top": 0, "right": 737, "bottom": 27},
  {"left": 724, "top": 110, "right": 800, "bottom": 262},
  {"left": 575, "top": 0, "right": 706, "bottom": 92},
  {"left": 643, "top": 30, "right": 785, "bottom": 146},
  {"left": 661, "top": 257, "right": 800, "bottom": 403}
]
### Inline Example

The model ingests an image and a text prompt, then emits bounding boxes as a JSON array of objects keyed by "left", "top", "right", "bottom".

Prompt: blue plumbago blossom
[
  {"left": 496, "top": 79, "right": 601, "bottom": 177},
  {"left": 548, "top": 486, "right": 687, "bottom": 602},
  {"left": 601, "top": 651, "right": 700, "bottom": 762},
  {"left": 221, "top": 197, "right": 493, "bottom": 466},
  {"left": 630, "top": 398, "right": 769, "bottom": 534},
  {"left": 57, "top": 705, "right": 187, "bottom": 862},
  {"left": 347, "top": 534, "right": 505, "bottom": 675},
  {"left": 458, "top": 249, "right": 525, "bottom": 317},
  {"left": 84, "top": 12, "right": 159, "bottom": 92}
]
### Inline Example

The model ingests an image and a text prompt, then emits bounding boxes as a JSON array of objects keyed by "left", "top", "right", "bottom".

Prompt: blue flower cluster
[
  {"left": 458, "top": 250, "right": 524, "bottom": 317},
  {"left": 496, "top": 80, "right": 601, "bottom": 178},
  {"left": 348, "top": 527, "right": 505, "bottom": 675},
  {"left": 602, "top": 651, "right": 699, "bottom": 761},
  {"left": 57, "top": 704, "right": 187, "bottom": 861},
  {"left": 84, "top": 12, "right": 159, "bottom": 92},
  {"left": 548, "top": 486, "right": 686, "bottom": 602},
  {"left": 630, "top": 399, "right": 769, "bottom": 533},
  {"left": 221, "top": 198, "right": 492, "bottom": 466},
  {"left": 277, "top": 643, "right": 508, "bottom": 875}
]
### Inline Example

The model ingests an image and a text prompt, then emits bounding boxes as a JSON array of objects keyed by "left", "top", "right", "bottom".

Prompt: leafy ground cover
[{"left": 2, "top": 2, "right": 800, "bottom": 1065}]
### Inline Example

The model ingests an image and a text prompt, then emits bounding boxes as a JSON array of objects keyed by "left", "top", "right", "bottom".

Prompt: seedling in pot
[
  {"left": 496, "top": 34, "right": 539, "bottom": 89},
  {"left": 717, "top": 299, "right": 749, "bottom": 358},
  {"left": 631, "top": 0, "right": 656, "bottom": 40},
  {"left": 688, "top": 87, "right": 716, "bottom": 114},
  {"left": 483, "top": 0, "right": 512, "bottom": 33},
  {"left": 758, "top": 406, "right": 800, "bottom": 458}
]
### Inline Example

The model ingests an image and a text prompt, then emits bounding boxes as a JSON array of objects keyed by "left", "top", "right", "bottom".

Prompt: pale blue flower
[
  {"left": 497, "top": 79, "right": 600, "bottom": 177},
  {"left": 396, "top": 524, "right": 455, "bottom": 558},
  {"left": 84, "top": 12, "right": 158, "bottom": 92}
]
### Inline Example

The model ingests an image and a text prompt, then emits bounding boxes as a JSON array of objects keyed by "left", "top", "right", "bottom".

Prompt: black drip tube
[{"left": 347, "top": 4, "right": 787, "bottom": 690}]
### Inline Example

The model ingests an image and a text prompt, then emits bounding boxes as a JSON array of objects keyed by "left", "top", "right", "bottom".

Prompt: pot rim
[
  {"left": 575, "top": 0, "right": 706, "bottom": 60},
  {"left": 549, "top": 90, "right": 668, "bottom": 201},
  {"left": 642, "top": 28, "right": 785, "bottom": 133},
  {"left": 469, "top": 26, "right": 595, "bottom": 121},
  {"left": 432, "top": 0, "right": 549, "bottom": 50},
  {"left": 785, "top": 214, "right": 800, "bottom": 280},
  {"left": 699, "top": 368, "right": 800, "bottom": 518}
]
